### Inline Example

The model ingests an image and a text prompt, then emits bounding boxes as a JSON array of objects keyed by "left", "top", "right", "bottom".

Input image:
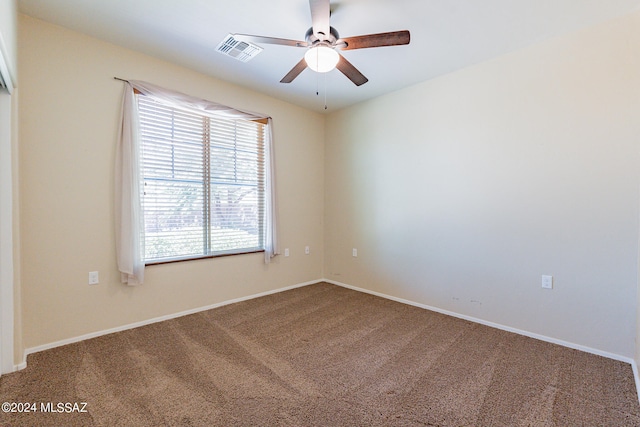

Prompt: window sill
[{"left": 145, "top": 250, "right": 265, "bottom": 266}]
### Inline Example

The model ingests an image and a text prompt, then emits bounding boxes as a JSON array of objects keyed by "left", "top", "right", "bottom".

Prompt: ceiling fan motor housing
[{"left": 305, "top": 26, "right": 340, "bottom": 46}]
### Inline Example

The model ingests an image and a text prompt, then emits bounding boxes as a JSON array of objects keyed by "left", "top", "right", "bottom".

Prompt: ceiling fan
[{"left": 232, "top": 0, "right": 410, "bottom": 86}]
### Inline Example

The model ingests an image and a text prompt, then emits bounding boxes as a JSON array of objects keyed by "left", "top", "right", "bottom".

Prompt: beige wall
[
  {"left": 325, "top": 12, "right": 640, "bottom": 358},
  {"left": 16, "top": 9, "right": 640, "bottom": 363},
  {"left": 18, "top": 15, "right": 325, "bottom": 350}
]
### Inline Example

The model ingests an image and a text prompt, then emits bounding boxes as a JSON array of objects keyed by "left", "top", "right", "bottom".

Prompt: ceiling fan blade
[
  {"left": 309, "top": 0, "right": 331, "bottom": 39},
  {"left": 233, "top": 34, "right": 308, "bottom": 47},
  {"left": 280, "top": 58, "right": 308, "bottom": 83},
  {"left": 336, "top": 54, "right": 368, "bottom": 86},
  {"left": 337, "top": 30, "right": 410, "bottom": 50}
]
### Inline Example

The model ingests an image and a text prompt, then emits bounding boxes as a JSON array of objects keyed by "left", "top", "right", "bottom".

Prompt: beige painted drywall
[
  {"left": 18, "top": 15, "right": 325, "bottom": 350},
  {"left": 16, "top": 8, "right": 640, "bottom": 363},
  {"left": 325, "top": 11, "right": 640, "bottom": 358}
]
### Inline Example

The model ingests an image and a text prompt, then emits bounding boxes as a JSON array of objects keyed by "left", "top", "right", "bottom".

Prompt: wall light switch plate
[
  {"left": 305, "top": 246, "right": 310, "bottom": 255},
  {"left": 284, "top": 248, "right": 290, "bottom": 257},
  {"left": 542, "top": 275, "right": 553, "bottom": 289},
  {"left": 352, "top": 248, "right": 358, "bottom": 257}
]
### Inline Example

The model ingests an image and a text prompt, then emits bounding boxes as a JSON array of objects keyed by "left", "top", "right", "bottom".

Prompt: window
[
  {"left": 137, "top": 94, "right": 267, "bottom": 263},
  {"left": 116, "top": 80, "right": 277, "bottom": 284}
]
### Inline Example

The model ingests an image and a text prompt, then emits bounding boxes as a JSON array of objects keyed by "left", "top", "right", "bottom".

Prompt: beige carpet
[{"left": 1, "top": 282, "right": 639, "bottom": 426}]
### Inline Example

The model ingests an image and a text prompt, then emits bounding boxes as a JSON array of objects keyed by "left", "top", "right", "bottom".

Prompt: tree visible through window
[{"left": 137, "top": 95, "right": 266, "bottom": 263}]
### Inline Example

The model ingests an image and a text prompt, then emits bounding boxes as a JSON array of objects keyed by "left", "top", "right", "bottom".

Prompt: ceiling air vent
[{"left": 216, "top": 34, "right": 263, "bottom": 63}]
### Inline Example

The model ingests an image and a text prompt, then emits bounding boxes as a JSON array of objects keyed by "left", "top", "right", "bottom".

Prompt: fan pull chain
[
  {"left": 324, "top": 72, "right": 328, "bottom": 110},
  {"left": 316, "top": 48, "right": 320, "bottom": 96},
  {"left": 311, "top": 48, "right": 328, "bottom": 110}
]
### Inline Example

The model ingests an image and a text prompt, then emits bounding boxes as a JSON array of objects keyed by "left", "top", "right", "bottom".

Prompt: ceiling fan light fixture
[{"left": 304, "top": 45, "right": 339, "bottom": 73}]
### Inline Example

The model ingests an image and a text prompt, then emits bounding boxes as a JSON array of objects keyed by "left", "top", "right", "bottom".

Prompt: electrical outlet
[
  {"left": 352, "top": 248, "right": 358, "bottom": 257},
  {"left": 89, "top": 271, "right": 99, "bottom": 285},
  {"left": 541, "top": 275, "right": 553, "bottom": 289},
  {"left": 284, "top": 248, "right": 290, "bottom": 257}
]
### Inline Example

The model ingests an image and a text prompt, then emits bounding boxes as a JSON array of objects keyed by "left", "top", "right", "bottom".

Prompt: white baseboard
[
  {"left": 326, "top": 279, "right": 640, "bottom": 406},
  {"left": 16, "top": 277, "right": 640, "bottom": 407},
  {"left": 324, "top": 279, "right": 634, "bottom": 364},
  {"left": 632, "top": 360, "right": 640, "bottom": 407},
  {"left": 20, "top": 279, "right": 321, "bottom": 367},
  {"left": 327, "top": 279, "right": 640, "bottom": 406}
]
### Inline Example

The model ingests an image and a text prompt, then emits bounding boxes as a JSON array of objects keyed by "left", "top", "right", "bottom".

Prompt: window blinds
[{"left": 138, "top": 95, "right": 266, "bottom": 262}]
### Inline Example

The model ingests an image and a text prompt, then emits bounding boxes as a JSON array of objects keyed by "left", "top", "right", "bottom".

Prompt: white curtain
[
  {"left": 264, "top": 118, "right": 279, "bottom": 264},
  {"left": 115, "top": 80, "right": 279, "bottom": 285},
  {"left": 115, "top": 82, "right": 144, "bottom": 285}
]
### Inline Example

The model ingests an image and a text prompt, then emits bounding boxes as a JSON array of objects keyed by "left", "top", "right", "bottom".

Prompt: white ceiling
[{"left": 18, "top": 0, "right": 640, "bottom": 113}]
